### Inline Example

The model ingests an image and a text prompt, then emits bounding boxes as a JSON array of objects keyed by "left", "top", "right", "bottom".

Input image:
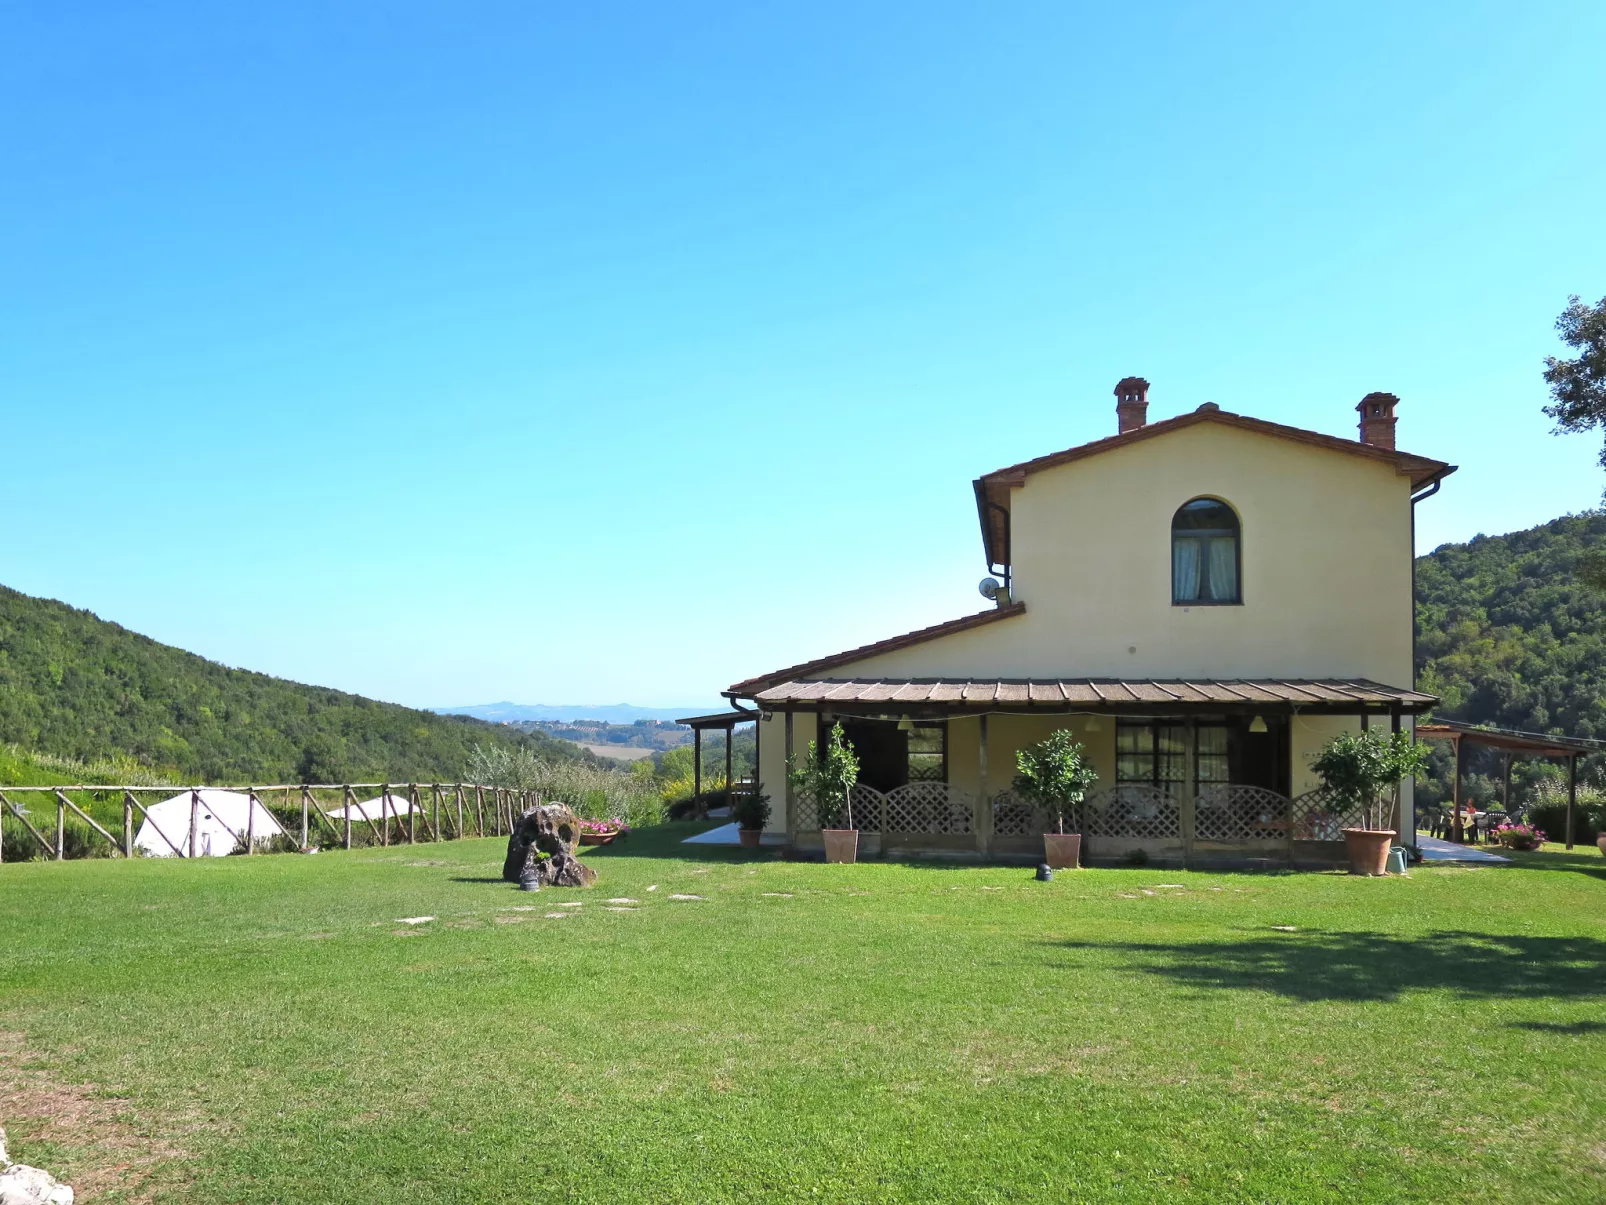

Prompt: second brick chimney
[
  {"left": 1357, "top": 392, "right": 1399, "bottom": 450},
  {"left": 1115, "top": 377, "right": 1150, "bottom": 434}
]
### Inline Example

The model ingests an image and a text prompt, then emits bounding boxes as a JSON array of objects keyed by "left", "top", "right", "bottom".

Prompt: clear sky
[{"left": 4, "top": 1, "right": 1604, "bottom": 710}]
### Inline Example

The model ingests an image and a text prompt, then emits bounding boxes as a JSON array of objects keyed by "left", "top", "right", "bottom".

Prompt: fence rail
[{"left": 0, "top": 783, "right": 542, "bottom": 863}]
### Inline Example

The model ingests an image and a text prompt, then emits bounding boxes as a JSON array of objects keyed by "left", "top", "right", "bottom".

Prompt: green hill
[
  {"left": 1416, "top": 511, "right": 1606, "bottom": 738},
  {"left": 0, "top": 585, "right": 580, "bottom": 784}
]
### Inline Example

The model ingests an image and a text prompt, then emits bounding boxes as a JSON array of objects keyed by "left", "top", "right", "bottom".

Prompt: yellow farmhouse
[{"left": 723, "top": 379, "right": 1455, "bottom": 867}]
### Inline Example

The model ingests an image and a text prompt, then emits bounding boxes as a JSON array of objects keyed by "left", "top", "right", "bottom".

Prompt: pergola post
[
  {"left": 1451, "top": 736, "right": 1465, "bottom": 843},
  {"left": 1566, "top": 753, "right": 1577, "bottom": 851},
  {"left": 725, "top": 724, "right": 734, "bottom": 797},
  {"left": 784, "top": 711, "right": 795, "bottom": 843},
  {"left": 977, "top": 713, "right": 990, "bottom": 858},
  {"left": 693, "top": 728, "right": 702, "bottom": 803}
]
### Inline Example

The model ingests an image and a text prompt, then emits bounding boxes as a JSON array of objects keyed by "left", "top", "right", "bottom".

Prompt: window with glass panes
[
  {"left": 1195, "top": 723, "right": 1229, "bottom": 787},
  {"left": 907, "top": 723, "right": 946, "bottom": 782},
  {"left": 1116, "top": 721, "right": 1187, "bottom": 788}
]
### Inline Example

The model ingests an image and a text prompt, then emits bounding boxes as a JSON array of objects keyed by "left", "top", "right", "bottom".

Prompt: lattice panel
[
  {"left": 1194, "top": 785, "right": 1291, "bottom": 841},
  {"left": 1289, "top": 787, "right": 1368, "bottom": 841},
  {"left": 881, "top": 782, "right": 974, "bottom": 834},
  {"left": 989, "top": 790, "right": 1043, "bottom": 837},
  {"left": 1084, "top": 784, "right": 1180, "bottom": 840}
]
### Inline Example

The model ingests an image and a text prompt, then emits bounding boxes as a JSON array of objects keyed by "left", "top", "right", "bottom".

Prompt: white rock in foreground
[{"left": 0, "top": 1127, "right": 75, "bottom": 1205}]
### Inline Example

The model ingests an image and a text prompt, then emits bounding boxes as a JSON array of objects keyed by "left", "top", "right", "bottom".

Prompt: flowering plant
[
  {"left": 1493, "top": 822, "right": 1546, "bottom": 851},
  {"left": 579, "top": 816, "right": 630, "bottom": 835}
]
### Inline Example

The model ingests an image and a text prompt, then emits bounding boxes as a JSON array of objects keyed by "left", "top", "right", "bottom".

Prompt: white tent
[
  {"left": 324, "top": 793, "right": 419, "bottom": 826},
  {"left": 133, "top": 789, "right": 286, "bottom": 858}
]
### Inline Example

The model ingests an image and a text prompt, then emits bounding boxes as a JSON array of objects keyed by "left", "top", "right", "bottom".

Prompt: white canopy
[
  {"left": 133, "top": 789, "right": 286, "bottom": 858},
  {"left": 325, "top": 793, "right": 419, "bottom": 824}
]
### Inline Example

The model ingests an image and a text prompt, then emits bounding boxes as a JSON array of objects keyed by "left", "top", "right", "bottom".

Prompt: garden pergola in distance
[
  {"left": 675, "top": 710, "right": 757, "bottom": 801},
  {"left": 1416, "top": 720, "right": 1603, "bottom": 848}
]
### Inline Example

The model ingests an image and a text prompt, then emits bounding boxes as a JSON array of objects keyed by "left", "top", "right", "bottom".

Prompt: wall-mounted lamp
[
  {"left": 897, "top": 714, "right": 914, "bottom": 732},
  {"left": 1249, "top": 715, "right": 1268, "bottom": 734}
]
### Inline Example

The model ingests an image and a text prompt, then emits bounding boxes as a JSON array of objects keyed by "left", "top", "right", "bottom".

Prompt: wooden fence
[{"left": 0, "top": 783, "right": 541, "bottom": 862}]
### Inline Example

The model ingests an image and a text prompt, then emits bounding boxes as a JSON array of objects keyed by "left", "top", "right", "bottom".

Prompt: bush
[
  {"left": 1527, "top": 803, "right": 1600, "bottom": 845},
  {"left": 466, "top": 745, "right": 665, "bottom": 829},
  {"left": 732, "top": 791, "right": 771, "bottom": 831}
]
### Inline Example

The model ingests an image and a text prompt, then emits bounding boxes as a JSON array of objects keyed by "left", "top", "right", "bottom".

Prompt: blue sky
[{"left": 3, "top": 1, "right": 1604, "bottom": 709}]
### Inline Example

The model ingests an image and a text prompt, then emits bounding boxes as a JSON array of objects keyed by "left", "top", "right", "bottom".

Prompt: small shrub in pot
[{"left": 1013, "top": 729, "right": 1099, "bottom": 870}]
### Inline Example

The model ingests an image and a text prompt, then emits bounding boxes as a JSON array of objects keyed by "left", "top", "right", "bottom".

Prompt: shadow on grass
[
  {"left": 1509, "top": 1020, "right": 1606, "bottom": 1034},
  {"left": 1055, "top": 930, "right": 1606, "bottom": 1003},
  {"left": 448, "top": 876, "right": 506, "bottom": 883},
  {"left": 1500, "top": 848, "right": 1606, "bottom": 882}
]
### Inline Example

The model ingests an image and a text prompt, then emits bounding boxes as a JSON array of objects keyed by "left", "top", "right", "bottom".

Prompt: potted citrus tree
[
  {"left": 790, "top": 722, "right": 861, "bottom": 864},
  {"left": 1014, "top": 729, "right": 1099, "bottom": 869},
  {"left": 1309, "top": 729, "right": 1428, "bottom": 875},
  {"left": 732, "top": 790, "right": 771, "bottom": 849}
]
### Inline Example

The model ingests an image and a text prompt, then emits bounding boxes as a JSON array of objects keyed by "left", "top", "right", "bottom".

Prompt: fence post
[
  {"left": 343, "top": 786, "right": 353, "bottom": 850},
  {"left": 124, "top": 793, "right": 134, "bottom": 858},
  {"left": 246, "top": 789, "right": 256, "bottom": 854},
  {"left": 301, "top": 787, "right": 310, "bottom": 850},
  {"left": 475, "top": 786, "right": 485, "bottom": 837},
  {"left": 431, "top": 785, "right": 441, "bottom": 843},
  {"left": 408, "top": 784, "right": 417, "bottom": 845},
  {"left": 189, "top": 789, "right": 200, "bottom": 858},
  {"left": 55, "top": 795, "right": 65, "bottom": 861},
  {"left": 456, "top": 786, "right": 465, "bottom": 840}
]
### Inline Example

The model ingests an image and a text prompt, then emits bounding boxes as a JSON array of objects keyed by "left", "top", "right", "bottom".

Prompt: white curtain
[
  {"left": 1173, "top": 537, "right": 1201, "bottom": 601},
  {"left": 1207, "top": 537, "right": 1237, "bottom": 601}
]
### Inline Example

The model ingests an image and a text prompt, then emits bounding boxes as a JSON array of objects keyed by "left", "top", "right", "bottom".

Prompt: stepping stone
[
  {"left": 556, "top": 901, "right": 584, "bottom": 908},
  {"left": 1271, "top": 925, "right": 1297, "bottom": 932},
  {"left": 669, "top": 893, "right": 704, "bottom": 901},
  {"left": 604, "top": 907, "right": 638, "bottom": 912},
  {"left": 762, "top": 892, "right": 793, "bottom": 898},
  {"left": 606, "top": 898, "right": 639, "bottom": 904},
  {"left": 395, "top": 916, "right": 434, "bottom": 925},
  {"left": 544, "top": 913, "right": 571, "bottom": 919}
]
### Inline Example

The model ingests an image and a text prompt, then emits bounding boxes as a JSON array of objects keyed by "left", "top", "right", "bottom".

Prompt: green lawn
[{"left": 1, "top": 828, "right": 1603, "bottom": 1203}]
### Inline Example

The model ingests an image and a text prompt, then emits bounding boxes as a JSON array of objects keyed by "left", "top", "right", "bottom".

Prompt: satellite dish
[{"left": 978, "top": 577, "right": 1001, "bottom": 601}]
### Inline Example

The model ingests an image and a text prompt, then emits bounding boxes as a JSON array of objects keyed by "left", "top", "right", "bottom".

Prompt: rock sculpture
[
  {"left": 0, "top": 1128, "right": 75, "bottom": 1205},
  {"left": 501, "top": 803, "right": 597, "bottom": 889}
]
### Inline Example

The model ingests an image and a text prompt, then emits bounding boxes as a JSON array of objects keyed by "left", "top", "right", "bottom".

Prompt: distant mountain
[
  {"left": 0, "top": 585, "right": 583, "bottom": 784},
  {"left": 435, "top": 702, "right": 720, "bottom": 724}
]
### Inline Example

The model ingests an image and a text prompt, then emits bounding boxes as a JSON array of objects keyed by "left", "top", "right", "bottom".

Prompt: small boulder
[
  {"left": 502, "top": 803, "right": 597, "bottom": 889},
  {"left": 0, "top": 1128, "right": 75, "bottom": 1205}
]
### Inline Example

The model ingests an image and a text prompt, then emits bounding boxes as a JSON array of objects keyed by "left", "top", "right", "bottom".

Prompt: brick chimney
[
  {"left": 1115, "top": 377, "right": 1150, "bottom": 434},
  {"left": 1356, "top": 392, "right": 1399, "bottom": 450}
]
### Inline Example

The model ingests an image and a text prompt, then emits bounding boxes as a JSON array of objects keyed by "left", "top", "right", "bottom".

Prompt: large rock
[
  {"left": 501, "top": 803, "right": 598, "bottom": 889},
  {"left": 0, "top": 1128, "right": 74, "bottom": 1205}
]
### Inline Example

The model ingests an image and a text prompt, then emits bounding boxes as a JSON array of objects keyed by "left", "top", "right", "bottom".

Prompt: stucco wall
[{"left": 838, "top": 419, "right": 1416, "bottom": 687}]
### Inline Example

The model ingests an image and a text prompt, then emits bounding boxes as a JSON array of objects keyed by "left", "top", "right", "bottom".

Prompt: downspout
[
  {"left": 984, "top": 501, "right": 1012, "bottom": 597},
  {"left": 1409, "top": 475, "right": 1444, "bottom": 847}
]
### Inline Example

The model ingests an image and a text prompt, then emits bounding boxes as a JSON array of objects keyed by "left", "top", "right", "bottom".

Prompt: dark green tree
[{"left": 1543, "top": 294, "right": 1606, "bottom": 465}]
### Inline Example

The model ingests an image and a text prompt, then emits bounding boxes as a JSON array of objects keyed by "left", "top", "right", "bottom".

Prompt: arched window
[{"left": 1172, "top": 498, "right": 1240, "bottom": 604}]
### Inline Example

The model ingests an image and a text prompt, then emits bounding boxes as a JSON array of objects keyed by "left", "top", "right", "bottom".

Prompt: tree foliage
[
  {"left": 1543, "top": 294, "right": 1606, "bottom": 467},
  {"left": 789, "top": 721, "right": 860, "bottom": 830},
  {"left": 1309, "top": 729, "right": 1428, "bottom": 830},
  {"left": 0, "top": 584, "right": 579, "bottom": 783},
  {"left": 1414, "top": 512, "right": 1606, "bottom": 806},
  {"left": 1012, "top": 729, "right": 1099, "bottom": 834}
]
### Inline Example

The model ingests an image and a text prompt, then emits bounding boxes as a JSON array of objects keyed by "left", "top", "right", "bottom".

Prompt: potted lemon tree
[
  {"left": 1014, "top": 729, "right": 1099, "bottom": 870},
  {"left": 791, "top": 722, "right": 861, "bottom": 864},
  {"left": 1310, "top": 729, "right": 1428, "bottom": 875}
]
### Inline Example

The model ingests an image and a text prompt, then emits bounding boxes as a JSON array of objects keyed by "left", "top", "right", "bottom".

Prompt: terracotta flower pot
[
  {"left": 1342, "top": 828, "right": 1396, "bottom": 876},
  {"left": 822, "top": 829, "right": 859, "bottom": 864},
  {"left": 1596, "top": 833, "right": 1606, "bottom": 858},
  {"left": 1043, "top": 832, "right": 1081, "bottom": 870},
  {"left": 739, "top": 827, "right": 762, "bottom": 849}
]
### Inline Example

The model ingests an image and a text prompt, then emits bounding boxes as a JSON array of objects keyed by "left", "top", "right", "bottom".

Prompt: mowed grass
[{"left": 1, "top": 828, "right": 1604, "bottom": 1204}]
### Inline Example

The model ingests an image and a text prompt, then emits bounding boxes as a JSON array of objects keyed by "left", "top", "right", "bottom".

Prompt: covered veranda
[
  {"left": 743, "top": 676, "right": 1437, "bottom": 868},
  {"left": 1416, "top": 720, "right": 1602, "bottom": 848},
  {"left": 674, "top": 710, "right": 759, "bottom": 806}
]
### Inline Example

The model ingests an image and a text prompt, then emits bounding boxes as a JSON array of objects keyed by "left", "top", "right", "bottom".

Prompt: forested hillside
[
  {"left": 1414, "top": 511, "right": 1606, "bottom": 808},
  {"left": 1416, "top": 512, "right": 1606, "bottom": 738},
  {"left": 0, "top": 585, "right": 580, "bottom": 783}
]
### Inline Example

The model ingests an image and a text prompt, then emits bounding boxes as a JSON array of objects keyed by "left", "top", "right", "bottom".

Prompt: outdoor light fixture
[
  {"left": 897, "top": 714, "right": 914, "bottom": 731},
  {"left": 1249, "top": 715, "right": 1268, "bottom": 733}
]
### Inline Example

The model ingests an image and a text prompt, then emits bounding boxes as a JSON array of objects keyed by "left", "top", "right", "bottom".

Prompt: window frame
[{"left": 1171, "top": 496, "right": 1243, "bottom": 607}]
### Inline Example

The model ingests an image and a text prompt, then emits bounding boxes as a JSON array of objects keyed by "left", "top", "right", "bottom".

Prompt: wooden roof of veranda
[
  {"left": 1416, "top": 720, "right": 1603, "bottom": 759},
  {"left": 741, "top": 677, "right": 1436, "bottom": 715}
]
